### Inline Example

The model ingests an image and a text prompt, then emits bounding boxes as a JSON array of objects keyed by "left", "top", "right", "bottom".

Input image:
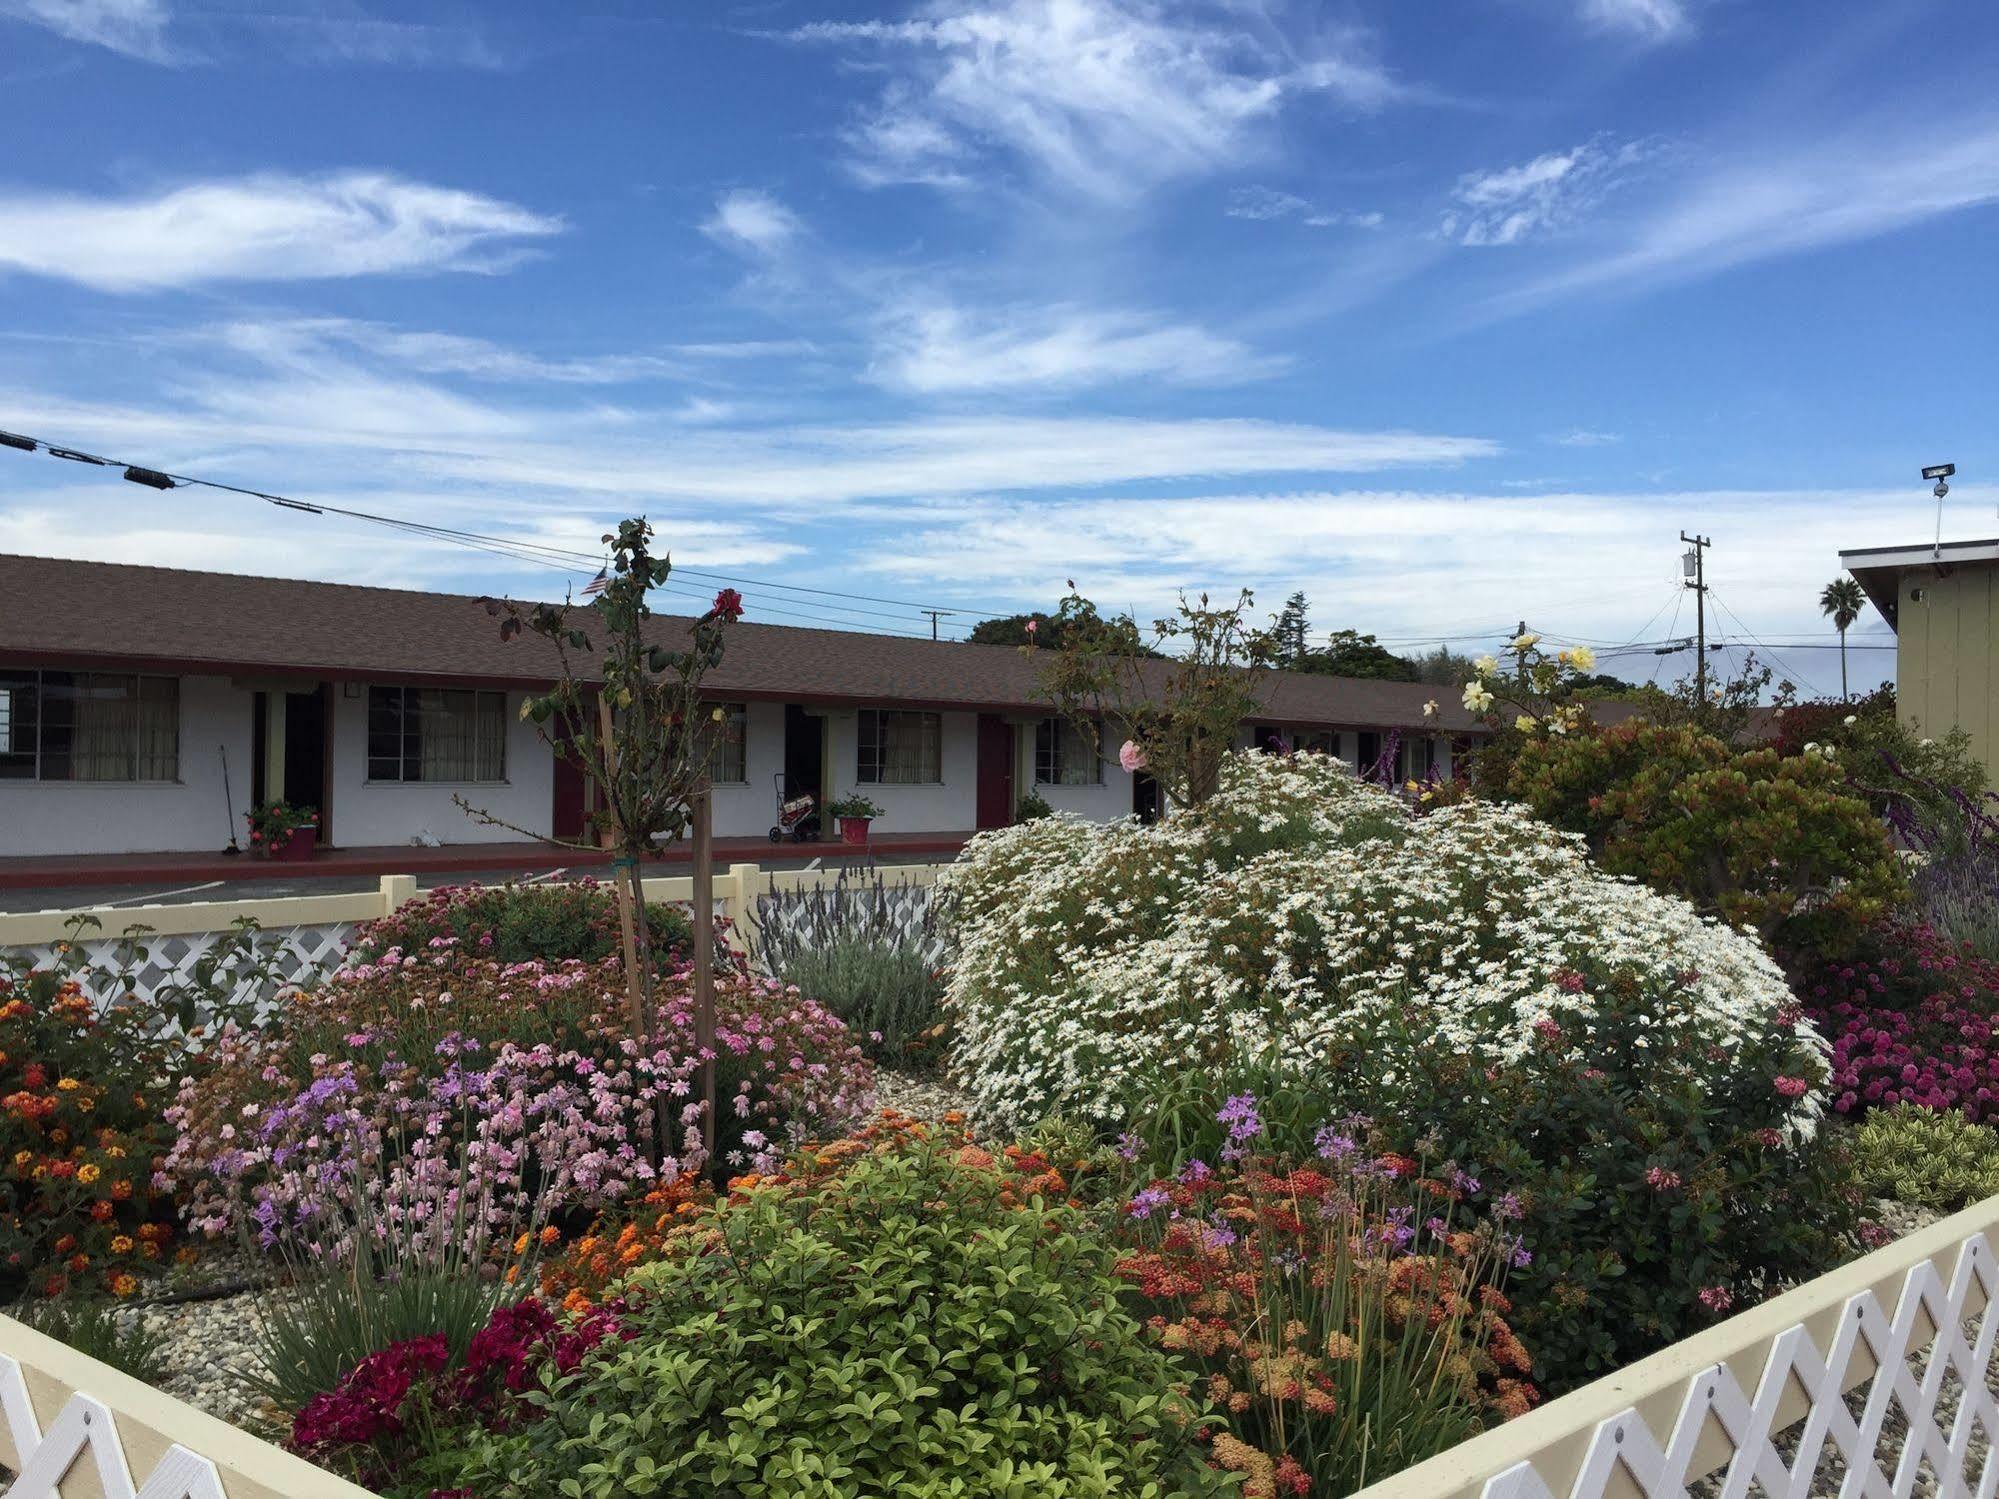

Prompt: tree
[
  {"left": 1033, "top": 585, "right": 1281, "bottom": 807},
  {"left": 461, "top": 518, "right": 741, "bottom": 1160},
  {"left": 969, "top": 612, "right": 1063, "bottom": 649},
  {"left": 1289, "top": 629, "right": 1422, "bottom": 682},
  {"left": 1274, "top": 591, "right": 1310, "bottom": 666},
  {"left": 1818, "top": 577, "right": 1867, "bottom": 701}
]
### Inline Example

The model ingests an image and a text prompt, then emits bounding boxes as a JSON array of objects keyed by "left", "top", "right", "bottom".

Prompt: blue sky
[{"left": 2, "top": 0, "right": 1996, "bottom": 695}]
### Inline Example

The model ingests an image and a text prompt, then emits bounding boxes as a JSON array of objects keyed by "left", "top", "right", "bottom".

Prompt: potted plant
[
  {"left": 824, "top": 792, "right": 884, "bottom": 845},
  {"left": 245, "top": 801, "right": 318, "bottom": 861}
]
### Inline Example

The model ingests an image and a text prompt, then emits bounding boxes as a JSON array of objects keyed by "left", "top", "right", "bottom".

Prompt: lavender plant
[{"left": 752, "top": 867, "right": 946, "bottom": 1069}]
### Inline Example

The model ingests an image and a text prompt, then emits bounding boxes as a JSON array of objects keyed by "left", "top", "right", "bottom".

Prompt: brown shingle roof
[{"left": 0, "top": 553, "right": 1482, "bottom": 733}]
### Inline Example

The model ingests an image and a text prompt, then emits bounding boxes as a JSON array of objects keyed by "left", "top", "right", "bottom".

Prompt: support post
[
  {"left": 692, "top": 785, "right": 717, "bottom": 1166},
  {"left": 596, "top": 694, "right": 647, "bottom": 1039},
  {"left": 726, "top": 862, "right": 764, "bottom": 966},
  {"left": 377, "top": 874, "right": 418, "bottom": 917}
]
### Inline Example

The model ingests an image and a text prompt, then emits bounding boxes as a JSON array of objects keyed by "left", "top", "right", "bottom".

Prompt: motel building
[{"left": 0, "top": 554, "right": 1478, "bottom": 865}]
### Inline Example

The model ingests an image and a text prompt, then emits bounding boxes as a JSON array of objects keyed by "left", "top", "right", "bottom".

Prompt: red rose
[{"left": 711, "top": 588, "right": 744, "bottom": 621}]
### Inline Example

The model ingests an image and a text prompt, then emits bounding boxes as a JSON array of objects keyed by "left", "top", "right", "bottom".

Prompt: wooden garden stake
[
  {"left": 597, "top": 692, "right": 648, "bottom": 1038},
  {"left": 692, "top": 782, "right": 717, "bottom": 1163}
]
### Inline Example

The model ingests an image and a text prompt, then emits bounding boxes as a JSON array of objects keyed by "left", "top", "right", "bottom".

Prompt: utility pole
[
  {"left": 920, "top": 608, "right": 955, "bottom": 641},
  {"left": 1681, "top": 532, "right": 1710, "bottom": 704}
]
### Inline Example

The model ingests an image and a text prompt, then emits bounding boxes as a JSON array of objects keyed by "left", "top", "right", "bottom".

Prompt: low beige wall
[{"left": 0, "top": 1315, "right": 377, "bottom": 1499}]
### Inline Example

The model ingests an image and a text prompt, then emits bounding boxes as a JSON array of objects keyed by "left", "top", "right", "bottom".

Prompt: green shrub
[
  {"left": 1851, "top": 1105, "right": 1999, "bottom": 1211},
  {"left": 444, "top": 1133, "right": 1229, "bottom": 1499},
  {"left": 345, "top": 880, "right": 692, "bottom": 968},
  {"left": 1500, "top": 719, "right": 1904, "bottom": 960}
]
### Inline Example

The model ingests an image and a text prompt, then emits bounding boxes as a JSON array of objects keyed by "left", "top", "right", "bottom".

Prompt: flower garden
[{"left": 4, "top": 638, "right": 1999, "bottom": 1498}]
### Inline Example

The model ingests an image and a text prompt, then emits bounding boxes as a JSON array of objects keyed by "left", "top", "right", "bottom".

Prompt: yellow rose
[{"left": 1515, "top": 714, "right": 1537, "bottom": 733}]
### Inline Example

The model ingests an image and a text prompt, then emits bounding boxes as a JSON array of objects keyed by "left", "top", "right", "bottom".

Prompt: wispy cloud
[
  {"left": 775, "top": 0, "right": 1409, "bottom": 201},
  {"left": 205, "top": 318, "right": 681, "bottom": 385},
  {"left": 0, "top": 0, "right": 174, "bottom": 61},
  {"left": 1579, "top": 0, "right": 1689, "bottom": 43},
  {"left": 869, "top": 301, "right": 1284, "bottom": 392},
  {"left": 0, "top": 172, "right": 561, "bottom": 292},
  {"left": 700, "top": 188, "right": 803, "bottom": 256},
  {"left": 1444, "top": 136, "right": 1659, "bottom": 246},
  {"left": 1226, "top": 185, "right": 1383, "bottom": 229},
  {"left": 1552, "top": 428, "right": 1621, "bottom": 446},
  {"left": 1505, "top": 115, "right": 1999, "bottom": 304},
  {"left": 226, "top": 14, "right": 504, "bottom": 68}
]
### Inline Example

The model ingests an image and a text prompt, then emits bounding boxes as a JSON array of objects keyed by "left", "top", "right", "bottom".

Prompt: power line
[{"left": 0, "top": 425, "right": 1013, "bottom": 637}]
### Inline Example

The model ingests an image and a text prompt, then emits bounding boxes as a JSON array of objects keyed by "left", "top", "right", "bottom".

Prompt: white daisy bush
[{"left": 942, "top": 750, "right": 1827, "bottom": 1133}]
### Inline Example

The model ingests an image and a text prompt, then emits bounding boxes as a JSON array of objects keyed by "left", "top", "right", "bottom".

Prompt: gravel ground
[{"left": 870, "top": 1067, "right": 982, "bottom": 1129}]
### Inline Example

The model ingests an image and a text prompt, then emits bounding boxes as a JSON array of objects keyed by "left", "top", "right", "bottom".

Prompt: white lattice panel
[
  {"left": 0, "top": 1352, "right": 225, "bottom": 1499},
  {"left": 1, "top": 922, "right": 351, "bottom": 1025},
  {"left": 1481, "top": 1232, "right": 1999, "bottom": 1499}
]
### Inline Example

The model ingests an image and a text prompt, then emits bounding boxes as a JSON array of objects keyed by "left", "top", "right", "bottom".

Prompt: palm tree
[{"left": 1819, "top": 577, "right": 1867, "bottom": 700}]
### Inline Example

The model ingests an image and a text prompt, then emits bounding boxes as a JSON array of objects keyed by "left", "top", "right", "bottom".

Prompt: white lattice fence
[
  {"left": 1351, "top": 1196, "right": 1999, "bottom": 1499},
  {"left": 2, "top": 924, "right": 354, "bottom": 1017},
  {"left": 0, "top": 1317, "right": 374, "bottom": 1499}
]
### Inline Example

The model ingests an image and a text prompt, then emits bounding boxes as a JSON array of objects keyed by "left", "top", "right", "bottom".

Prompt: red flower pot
[
  {"left": 269, "top": 823, "right": 318, "bottom": 862},
  {"left": 838, "top": 816, "right": 871, "bottom": 845}
]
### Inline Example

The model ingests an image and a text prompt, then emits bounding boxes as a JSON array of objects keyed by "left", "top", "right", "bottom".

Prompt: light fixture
[
  {"left": 0, "top": 432, "right": 34, "bottom": 453},
  {"left": 122, "top": 466, "right": 176, "bottom": 490}
]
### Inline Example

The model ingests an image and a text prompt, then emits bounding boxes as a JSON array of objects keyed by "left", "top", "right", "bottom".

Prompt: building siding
[
  {"left": 0, "top": 674, "right": 255, "bottom": 856},
  {"left": 1899, "top": 565, "right": 1999, "bottom": 782}
]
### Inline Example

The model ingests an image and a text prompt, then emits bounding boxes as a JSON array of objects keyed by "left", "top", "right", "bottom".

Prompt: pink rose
[{"left": 1118, "top": 740, "right": 1146, "bottom": 773}]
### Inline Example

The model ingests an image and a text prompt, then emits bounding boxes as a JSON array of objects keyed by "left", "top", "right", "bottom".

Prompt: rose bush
[{"left": 943, "top": 750, "right": 1823, "bottom": 1134}]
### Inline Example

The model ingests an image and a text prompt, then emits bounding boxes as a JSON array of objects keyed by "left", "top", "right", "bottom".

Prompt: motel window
[
  {"left": 1034, "top": 718, "right": 1101, "bottom": 786},
  {"left": 1299, "top": 731, "right": 1340, "bottom": 758},
  {"left": 857, "top": 709, "right": 942, "bottom": 785},
  {"left": 706, "top": 702, "right": 748, "bottom": 784},
  {"left": 0, "top": 671, "right": 178, "bottom": 782},
  {"left": 367, "top": 686, "right": 507, "bottom": 783},
  {"left": 1356, "top": 731, "right": 1383, "bottom": 776},
  {"left": 1405, "top": 737, "right": 1437, "bottom": 782}
]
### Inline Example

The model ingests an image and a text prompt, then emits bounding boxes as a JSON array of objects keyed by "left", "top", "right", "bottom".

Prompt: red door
[
  {"left": 550, "top": 709, "right": 589, "bottom": 841},
  {"left": 975, "top": 715, "right": 1014, "bottom": 830}
]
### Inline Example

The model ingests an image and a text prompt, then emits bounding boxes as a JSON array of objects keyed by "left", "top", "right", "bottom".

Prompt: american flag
[{"left": 582, "top": 565, "right": 610, "bottom": 597}]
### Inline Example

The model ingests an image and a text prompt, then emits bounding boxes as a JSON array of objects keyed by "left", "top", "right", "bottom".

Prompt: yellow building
[{"left": 1842, "top": 538, "right": 1999, "bottom": 781}]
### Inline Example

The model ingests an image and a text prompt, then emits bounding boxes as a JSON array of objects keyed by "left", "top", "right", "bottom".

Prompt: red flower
[{"left": 711, "top": 588, "right": 744, "bottom": 621}]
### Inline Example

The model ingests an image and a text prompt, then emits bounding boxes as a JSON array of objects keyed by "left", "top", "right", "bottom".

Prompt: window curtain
[
  {"left": 879, "top": 712, "right": 940, "bottom": 784},
  {"left": 68, "top": 674, "right": 137, "bottom": 781},
  {"left": 133, "top": 676, "right": 179, "bottom": 781}
]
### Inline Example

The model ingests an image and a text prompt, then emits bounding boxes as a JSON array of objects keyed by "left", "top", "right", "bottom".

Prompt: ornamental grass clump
[
  {"left": 1113, "top": 1105, "right": 1538, "bottom": 1498},
  {"left": 943, "top": 749, "right": 1819, "bottom": 1134}
]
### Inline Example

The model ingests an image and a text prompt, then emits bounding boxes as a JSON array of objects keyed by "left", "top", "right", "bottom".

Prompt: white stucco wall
[
  {"left": 819, "top": 708, "right": 979, "bottom": 832},
  {"left": 1020, "top": 720, "right": 1134, "bottom": 821},
  {"left": 0, "top": 674, "right": 256, "bottom": 856},
  {"left": 710, "top": 700, "right": 788, "bottom": 840},
  {"left": 327, "top": 687, "right": 556, "bottom": 848}
]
